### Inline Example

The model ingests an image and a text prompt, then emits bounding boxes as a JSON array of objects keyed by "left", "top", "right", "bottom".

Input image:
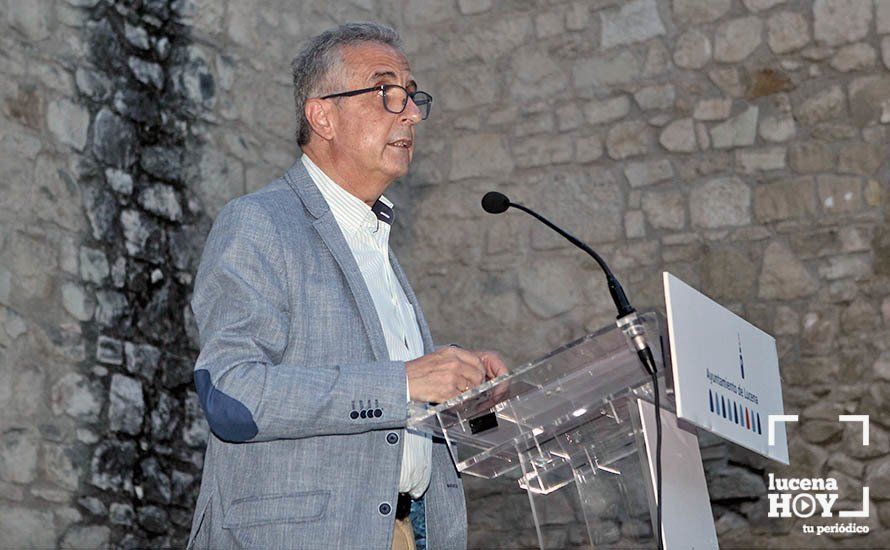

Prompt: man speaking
[{"left": 186, "top": 22, "right": 507, "bottom": 549}]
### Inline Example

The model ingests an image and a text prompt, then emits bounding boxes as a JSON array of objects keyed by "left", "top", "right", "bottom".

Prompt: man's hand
[{"left": 406, "top": 347, "right": 506, "bottom": 403}]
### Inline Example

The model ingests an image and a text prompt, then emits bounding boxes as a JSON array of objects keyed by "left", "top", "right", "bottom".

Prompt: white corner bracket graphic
[
  {"left": 768, "top": 414, "right": 798, "bottom": 446},
  {"left": 839, "top": 415, "right": 870, "bottom": 446},
  {"left": 839, "top": 487, "right": 870, "bottom": 518}
]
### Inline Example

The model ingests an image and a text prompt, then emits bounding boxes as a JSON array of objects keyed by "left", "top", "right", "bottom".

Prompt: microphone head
[{"left": 482, "top": 191, "right": 511, "bottom": 214}]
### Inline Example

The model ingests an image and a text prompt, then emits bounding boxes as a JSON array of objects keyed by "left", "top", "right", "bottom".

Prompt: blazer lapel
[
  {"left": 283, "top": 160, "right": 390, "bottom": 362},
  {"left": 390, "top": 250, "right": 435, "bottom": 355}
]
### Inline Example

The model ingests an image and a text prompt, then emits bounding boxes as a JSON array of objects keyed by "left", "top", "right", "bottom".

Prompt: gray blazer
[{"left": 186, "top": 160, "right": 467, "bottom": 549}]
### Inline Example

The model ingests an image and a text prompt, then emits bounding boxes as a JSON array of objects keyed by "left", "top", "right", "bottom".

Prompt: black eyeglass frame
[{"left": 319, "top": 84, "right": 433, "bottom": 119}]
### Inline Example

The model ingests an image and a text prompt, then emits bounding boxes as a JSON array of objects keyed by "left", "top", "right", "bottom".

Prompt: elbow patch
[{"left": 194, "top": 369, "right": 259, "bottom": 442}]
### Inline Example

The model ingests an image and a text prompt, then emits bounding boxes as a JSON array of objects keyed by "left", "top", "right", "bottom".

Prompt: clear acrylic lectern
[{"left": 408, "top": 312, "right": 673, "bottom": 549}]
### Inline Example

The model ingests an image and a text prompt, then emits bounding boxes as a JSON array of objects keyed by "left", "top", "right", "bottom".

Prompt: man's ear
[{"left": 304, "top": 98, "right": 335, "bottom": 141}]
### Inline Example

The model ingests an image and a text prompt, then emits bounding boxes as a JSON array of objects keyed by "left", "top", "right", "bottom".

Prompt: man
[{"left": 187, "top": 22, "right": 507, "bottom": 549}]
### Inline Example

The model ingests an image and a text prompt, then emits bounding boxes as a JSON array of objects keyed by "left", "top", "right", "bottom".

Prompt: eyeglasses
[{"left": 320, "top": 84, "right": 433, "bottom": 120}]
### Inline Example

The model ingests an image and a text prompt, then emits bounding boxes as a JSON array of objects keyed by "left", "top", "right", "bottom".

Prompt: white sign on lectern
[{"left": 664, "top": 272, "right": 789, "bottom": 464}]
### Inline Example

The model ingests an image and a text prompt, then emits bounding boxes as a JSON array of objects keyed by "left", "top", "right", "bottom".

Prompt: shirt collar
[{"left": 301, "top": 154, "right": 395, "bottom": 235}]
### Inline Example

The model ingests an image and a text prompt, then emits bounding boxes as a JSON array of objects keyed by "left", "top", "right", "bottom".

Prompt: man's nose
[{"left": 400, "top": 97, "right": 423, "bottom": 124}]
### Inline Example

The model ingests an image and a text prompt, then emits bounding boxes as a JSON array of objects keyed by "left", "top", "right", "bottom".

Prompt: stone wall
[{"left": 1, "top": 0, "right": 889, "bottom": 547}]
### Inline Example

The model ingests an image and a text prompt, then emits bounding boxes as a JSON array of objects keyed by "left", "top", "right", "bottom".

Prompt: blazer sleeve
[{"left": 190, "top": 198, "right": 408, "bottom": 443}]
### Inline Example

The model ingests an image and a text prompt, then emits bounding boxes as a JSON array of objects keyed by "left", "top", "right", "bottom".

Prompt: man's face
[{"left": 327, "top": 42, "right": 422, "bottom": 185}]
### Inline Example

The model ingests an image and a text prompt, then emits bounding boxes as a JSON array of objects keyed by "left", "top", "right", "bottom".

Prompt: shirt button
[
  {"left": 386, "top": 432, "right": 399, "bottom": 445},
  {"left": 378, "top": 502, "right": 392, "bottom": 516},
  {"left": 374, "top": 408, "right": 383, "bottom": 418},
  {"left": 349, "top": 410, "right": 359, "bottom": 420}
]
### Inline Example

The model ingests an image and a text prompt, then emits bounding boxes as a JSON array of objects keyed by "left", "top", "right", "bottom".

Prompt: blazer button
[
  {"left": 378, "top": 502, "right": 392, "bottom": 516},
  {"left": 350, "top": 411, "right": 359, "bottom": 419},
  {"left": 386, "top": 432, "right": 399, "bottom": 445},
  {"left": 373, "top": 408, "right": 383, "bottom": 418}
]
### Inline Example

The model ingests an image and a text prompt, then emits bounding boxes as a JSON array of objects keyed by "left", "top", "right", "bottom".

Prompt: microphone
[
  {"left": 481, "top": 191, "right": 510, "bottom": 214},
  {"left": 481, "top": 190, "right": 665, "bottom": 550}
]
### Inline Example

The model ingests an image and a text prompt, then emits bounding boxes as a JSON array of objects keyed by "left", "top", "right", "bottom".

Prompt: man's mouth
[{"left": 387, "top": 138, "right": 413, "bottom": 149}]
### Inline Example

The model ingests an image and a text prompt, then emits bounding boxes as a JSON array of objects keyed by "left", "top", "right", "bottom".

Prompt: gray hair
[{"left": 291, "top": 22, "right": 403, "bottom": 146}]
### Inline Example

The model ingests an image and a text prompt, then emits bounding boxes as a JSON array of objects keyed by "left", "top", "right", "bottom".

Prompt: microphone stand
[{"left": 483, "top": 193, "right": 664, "bottom": 550}]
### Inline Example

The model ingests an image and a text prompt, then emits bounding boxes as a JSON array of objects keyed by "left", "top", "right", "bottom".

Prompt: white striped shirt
[{"left": 302, "top": 154, "right": 432, "bottom": 498}]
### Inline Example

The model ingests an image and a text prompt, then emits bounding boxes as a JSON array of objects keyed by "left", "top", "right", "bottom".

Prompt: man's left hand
[{"left": 474, "top": 350, "right": 508, "bottom": 381}]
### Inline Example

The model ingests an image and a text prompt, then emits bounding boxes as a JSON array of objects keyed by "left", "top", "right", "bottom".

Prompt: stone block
[
  {"left": 0, "top": 429, "right": 38, "bottom": 483},
  {"left": 753, "top": 177, "right": 816, "bottom": 223},
  {"left": 0, "top": 506, "right": 55, "bottom": 548},
  {"left": 109, "top": 502, "right": 135, "bottom": 525},
  {"left": 759, "top": 111, "right": 796, "bottom": 142},
  {"left": 817, "top": 175, "right": 862, "bottom": 214},
  {"left": 736, "top": 147, "right": 786, "bottom": 174},
  {"left": 830, "top": 43, "right": 877, "bottom": 71},
  {"left": 96, "top": 335, "right": 123, "bottom": 365},
  {"left": 690, "top": 176, "right": 751, "bottom": 228},
  {"left": 125, "top": 342, "right": 161, "bottom": 379},
  {"left": 813, "top": 0, "right": 872, "bottom": 46},
  {"left": 789, "top": 142, "right": 834, "bottom": 173},
  {"left": 606, "top": 121, "right": 652, "bottom": 159},
  {"left": 672, "top": 0, "right": 731, "bottom": 25},
  {"left": 708, "top": 466, "right": 766, "bottom": 500},
  {"left": 634, "top": 84, "right": 675, "bottom": 111},
  {"left": 837, "top": 142, "right": 883, "bottom": 175},
  {"left": 710, "top": 106, "right": 758, "bottom": 148},
  {"left": 624, "top": 159, "right": 674, "bottom": 188},
  {"left": 140, "top": 457, "right": 172, "bottom": 504},
  {"left": 140, "top": 146, "right": 183, "bottom": 182},
  {"left": 693, "top": 98, "right": 732, "bottom": 121},
  {"left": 533, "top": 11, "right": 563, "bottom": 38},
  {"left": 95, "top": 290, "right": 128, "bottom": 327},
  {"left": 659, "top": 117, "right": 697, "bottom": 152},
  {"left": 120, "top": 209, "right": 164, "bottom": 262},
  {"left": 758, "top": 241, "right": 819, "bottom": 300},
  {"left": 766, "top": 11, "right": 810, "bottom": 54},
  {"left": 42, "top": 441, "right": 80, "bottom": 491},
  {"left": 600, "top": 0, "right": 665, "bottom": 49},
  {"left": 714, "top": 16, "right": 763, "bottom": 63},
  {"left": 450, "top": 134, "right": 513, "bottom": 180},
  {"left": 75, "top": 68, "right": 111, "bottom": 102},
  {"left": 625, "top": 210, "right": 646, "bottom": 238},
  {"left": 47, "top": 98, "right": 90, "bottom": 151},
  {"left": 61, "top": 282, "right": 94, "bottom": 321},
  {"left": 565, "top": 2, "right": 590, "bottom": 31},
  {"left": 849, "top": 76, "right": 890, "bottom": 126},
  {"left": 92, "top": 108, "right": 137, "bottom": 169},
  {"left": 79, "top": 246, "right": 109, "bottom": 284},
  {"left": 512, "top": 135, "right": 573, "bottom": 168},
  {"left": 641, "top": 189, "right": 685, "bottom": 230},
  {"left": 796, "top": 85, "right": 845, "bottom": 125},
  {"left": 582, "top": 95, "right": 630, "bottom": 125},
  {"left": 51, "top": 373, "right": 102, "bottom": 422},
  {"left": 673, "top": 29, "right": 712, "bottom": 69},
  {"left": 61, "top": 525, "right": 111, "bottom": 549},
  {"left": 818, "top": 253, "right": 872, "bottom": 280},
  {"left": 150, "top": 391, "right": 179, "bottom": 441},
  {"left": 138, "top": 183, "right": 183, "bottom": 221},
  {"left": 457, "top": 0, "right": 492, "bottom": 14},
  {"left": 709, "top": 67, "right": 746, "bottom": 97},
  {"left": 183, "top": 391, "right": 209, "bottom": 448},
  {"left": 82, "top": 185, "right": 118, "bottom": 242},
  {"left": 128, "top": 56, "right": 164, "bottom": 90},
  {"left": 109, "top": 374, "right": 144, "bottom": 435},
  {"left": 572, "top": 50, "right": 641, "bottom": 89},
  {"left": 510, "top": 51, "right": 568, "bottom": 103},
  {"left": 743, "top": 0, "right": 786, "bottom": 11}
]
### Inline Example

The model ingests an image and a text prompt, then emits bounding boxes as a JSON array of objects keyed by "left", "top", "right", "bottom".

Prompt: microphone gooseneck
[{"left": 480, "top": 192, "right": 635, "bottom": 318}]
